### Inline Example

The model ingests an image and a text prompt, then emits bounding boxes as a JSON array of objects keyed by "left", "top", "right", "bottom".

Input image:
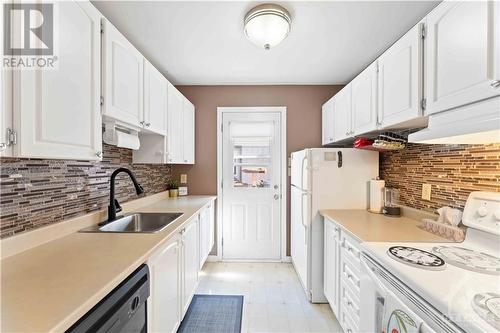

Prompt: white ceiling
[{"left": 92, "top": 1, "right": 439, "bottom": 85}]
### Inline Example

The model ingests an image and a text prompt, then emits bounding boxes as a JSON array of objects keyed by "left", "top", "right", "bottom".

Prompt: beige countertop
[
  {"left": 320, "top": 209, "right": 450, "bottom": 243},
  {"left": 0, "top": 195, "right": 216, "bottom": 333}
]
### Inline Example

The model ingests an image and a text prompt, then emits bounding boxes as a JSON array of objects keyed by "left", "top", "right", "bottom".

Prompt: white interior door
[{"left": 221, "top": 111, "right": 282, "bottom": 260}]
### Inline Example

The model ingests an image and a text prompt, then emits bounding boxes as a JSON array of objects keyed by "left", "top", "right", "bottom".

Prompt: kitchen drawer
[
  {"left": 341, "top": 259, "right": 361, "bottom": 295},
  {"left": 341, "top": 280, "right": 360, "bottom": 318},
  {"left": 340, "top": 289, "right": 359, "bottom": 333},
  {"left": 341, "top": 232, "right": 362, "bottom": 269}
]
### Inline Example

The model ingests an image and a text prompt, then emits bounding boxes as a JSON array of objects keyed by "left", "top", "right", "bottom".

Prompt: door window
[{"left": 232, "top": 137, "right": 271, "bottom": 188}]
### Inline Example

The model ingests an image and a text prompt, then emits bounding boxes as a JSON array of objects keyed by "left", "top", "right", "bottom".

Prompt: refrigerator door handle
[
  {"left": 301, "top": 192, "right": 308, "bottom": 244},
  {"left": 300, "top": 154, "right": 307, "bottom": 190}
]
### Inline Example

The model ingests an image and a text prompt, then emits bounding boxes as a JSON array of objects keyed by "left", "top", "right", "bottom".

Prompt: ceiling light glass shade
[{"left": 244, "top": 4, "right": 291, "bottom": 50}]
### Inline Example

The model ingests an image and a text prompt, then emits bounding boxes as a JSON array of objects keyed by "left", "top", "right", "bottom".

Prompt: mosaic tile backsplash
[
  {"left": 0, "top": 144, "right": 171, "bottom": 238},
  {"left": 380, "top": 143, "right": 500, "bottom": 213}
]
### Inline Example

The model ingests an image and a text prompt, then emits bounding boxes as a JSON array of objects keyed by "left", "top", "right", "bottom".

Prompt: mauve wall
[{"left": 171, "top": 85, "right": 342, "bottom": 255}]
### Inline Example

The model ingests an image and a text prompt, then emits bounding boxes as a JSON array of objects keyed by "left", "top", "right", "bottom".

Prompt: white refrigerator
[{"left": 290, "top": 148, "right": 379, "bottom": 303}]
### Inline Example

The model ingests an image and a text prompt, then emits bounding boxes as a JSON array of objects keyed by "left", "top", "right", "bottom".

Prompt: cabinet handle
[
  {"left": 146, "top": 123, "right": 151, "bottom": 127},
  {"left": 376, "top": 121, "right": 382, "bottom": 126},
  {"left": 491, "top": 80, "right": 500, "bottom": 88},
  {"left": 139, "top": 121, "right": 145, "bottom": 126},
  {"left": 95, "top": 151, "right": 102, "bottom": 157},
  {"left": 184, "top": 159, "right": 188, "bottom": 162}
]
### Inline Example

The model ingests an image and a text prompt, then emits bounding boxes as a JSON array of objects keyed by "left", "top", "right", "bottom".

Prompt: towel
[{"left": 381, "top": 290, "right": 423, "bottom": 333}]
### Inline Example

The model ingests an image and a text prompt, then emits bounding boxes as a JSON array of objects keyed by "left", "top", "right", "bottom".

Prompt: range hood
[{"left": 408, "top": 98, "right": 500, "bottom": 144}]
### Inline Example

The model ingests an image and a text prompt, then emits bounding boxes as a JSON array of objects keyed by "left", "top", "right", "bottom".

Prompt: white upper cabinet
[
  {"left": 182, "top": 99, "right": 195, "bottom": 164},
  {"left": 333, "top": 85, "right": 353, "bottom": 142},
  {"left": 377, "top": 22, "right": 423, "bottom": 128},
  {"left": 15, "top": 1, "right": 102, "bottom": 160},
  {"left": 351, "top": 62, "right": 378, "bottom": 134},
  {"left": 322, "top": 97, "right": 335, "bottom": 145},
  {"left": 102, "top": 19, "right": 143, "bottom": 128},
  {"left": 167, "top": 83, "right": 184, "bottom": 163},
  {"left": 426, "top": 1, "right": 500, "bottom": 114},
  {"left": 143, "top": 60, "right": 167, "bottom": 135},
  {"left": 0, "top": 2, "right": 12, "bottom": 157}
]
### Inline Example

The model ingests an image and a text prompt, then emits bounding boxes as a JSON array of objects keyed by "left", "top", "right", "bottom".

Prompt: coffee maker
[{"left": 383, "top": 187, "right": 401, "bottom": 217}]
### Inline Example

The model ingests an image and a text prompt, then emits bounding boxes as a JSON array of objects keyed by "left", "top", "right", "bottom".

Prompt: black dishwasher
[{"left": 67, "top": 264, "right": 150, "bottom": 333}]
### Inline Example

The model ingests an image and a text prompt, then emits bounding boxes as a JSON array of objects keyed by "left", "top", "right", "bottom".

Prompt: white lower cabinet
[
  {"left": 324, "top": 218, "right": 341, "bottom": 317},
  {"left": 148, "top": 235, "right": 181, "bottom": 333},
  {"left": 324, "top": 217, "right": 363, "bottom": 333},
  {"left": 148, "top": 202, "right": 215, "bottom": 332},
  {"left": 181, "top": 215, "right": 200, "bottom": 316},
  {"left": 199, "top": 202, "right": 215, "bottom": 270}
]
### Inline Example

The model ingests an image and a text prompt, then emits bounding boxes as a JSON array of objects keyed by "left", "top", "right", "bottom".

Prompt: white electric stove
[{"left": 360, "top": 191, "right": 500, "bottom": 333}]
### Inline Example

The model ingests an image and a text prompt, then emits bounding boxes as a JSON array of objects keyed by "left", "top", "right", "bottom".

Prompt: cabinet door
[
  {"left": 182, "top": 217, "right": 199, "bottom": 315},
  {"left": 167, "top": 83, "right": 184, "bottom": 163},
  {"left": 102, "top": 19, "right": 143, "bottom": 127},
  {"left": 16, "top": 1, "right": 102, "bottom": 160},
  {"left": 208, "top": 202, "right": 215, "bottom": 251},
  {"left": 143, "top": 60, "right": 167, "bottom": 135},
  {"left": 352, "top": 62, "right": 378, "bottom": 135},
  {"left": 321, "top": 98, "right": 335, "bottom": 145},
  {"left": 378, "top": 23, "right": 423, "bottom": 128},
  {"left": 333, "top": 85, "right": 352, "bottom": 142},
  {"left": 426, "top": 1, "right": 500, "bottom": 114},
  {"left": 324, "top": 220, "right": 340, "bottom": 317},
  {"left": 199, "top": 208, "right": 208, "bottom": 270},
  {"left": 149, "top": 235, "right": 181, "bottom": 333},
  {"left": 0, "top": 0, "right": 12, "bottom": 158},
  {"left": 182, "top": 99, "right": 195, "bottom": 164}
]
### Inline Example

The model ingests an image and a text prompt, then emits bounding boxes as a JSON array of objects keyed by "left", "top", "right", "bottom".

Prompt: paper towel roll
[
  {"left": 115, "top": 131, "right": 140, "bottom": 150},
  {"left": 369, "top": 179, "right": 385, "bottom": 213}
]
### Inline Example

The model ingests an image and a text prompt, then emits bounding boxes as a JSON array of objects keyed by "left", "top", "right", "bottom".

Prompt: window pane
[{"left": 233, "top": 140, "right": 271, "bottom": 188}]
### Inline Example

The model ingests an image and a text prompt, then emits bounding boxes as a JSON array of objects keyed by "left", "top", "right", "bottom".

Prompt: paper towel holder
[{"left": 103, "top": 121, "right": 140, "bottom": 150}]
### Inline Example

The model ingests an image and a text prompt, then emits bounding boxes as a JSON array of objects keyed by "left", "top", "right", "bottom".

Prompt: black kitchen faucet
[{"left": 107, "top": 168, "right": 144, "bottom": 222}]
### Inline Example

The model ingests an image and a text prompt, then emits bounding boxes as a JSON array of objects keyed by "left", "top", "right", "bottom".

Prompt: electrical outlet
[{"left": 422, "top": 184, "right": 432, "bottom": 201}]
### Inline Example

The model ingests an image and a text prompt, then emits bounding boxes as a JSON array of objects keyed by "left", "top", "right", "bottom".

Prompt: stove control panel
[{"left": 463, "top": 191, "right": 500, "bottom": 235}]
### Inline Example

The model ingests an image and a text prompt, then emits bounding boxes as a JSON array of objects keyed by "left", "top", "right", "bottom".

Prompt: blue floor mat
[{"left": 177, "top": 294, "right": 244, "bottom": 333}]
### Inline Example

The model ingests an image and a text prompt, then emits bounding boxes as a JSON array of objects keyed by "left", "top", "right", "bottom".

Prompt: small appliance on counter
[{"left": 383, "top": 187, "right": 401, "bottom": 216}]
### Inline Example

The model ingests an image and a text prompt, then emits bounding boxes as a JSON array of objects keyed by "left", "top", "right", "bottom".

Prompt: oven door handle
[{"left": 361, "top": 257, "right": 389, "bottom": 296}]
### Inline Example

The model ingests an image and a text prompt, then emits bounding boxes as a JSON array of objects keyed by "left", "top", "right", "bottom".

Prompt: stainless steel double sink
[{"left": 80, "top": 212, "right": 184, "bottom": 233}]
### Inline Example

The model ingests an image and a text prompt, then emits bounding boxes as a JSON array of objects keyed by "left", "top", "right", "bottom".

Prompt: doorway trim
[{"left": 216, "top": 107, "right": 287, "bottom": 262}]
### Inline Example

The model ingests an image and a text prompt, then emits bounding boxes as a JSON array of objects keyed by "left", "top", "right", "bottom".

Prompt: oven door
[{"left": 361, "top": 254, "right": 457, "bottom": 333}]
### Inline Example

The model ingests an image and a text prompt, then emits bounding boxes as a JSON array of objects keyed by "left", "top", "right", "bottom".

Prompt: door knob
[
  {"left": 274, "top": 185, "right": 279, "bottom": 189},
  {"left": 274, "top": 194, "right": 280, "bottom": 200}
]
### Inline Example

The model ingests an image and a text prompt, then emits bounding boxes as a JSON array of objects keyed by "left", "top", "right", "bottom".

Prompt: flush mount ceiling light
[{"left": 244, "top": 4, "right": 291, "bottom": 50}]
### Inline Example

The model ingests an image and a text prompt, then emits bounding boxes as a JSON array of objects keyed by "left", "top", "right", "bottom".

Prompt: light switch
[{"left": 180, "top": 174, "right": 187, "bottom": 184}]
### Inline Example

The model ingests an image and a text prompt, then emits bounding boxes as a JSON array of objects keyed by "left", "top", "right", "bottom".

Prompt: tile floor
[{"left": 196, "top": 262, "right": 344, "bottom": 333}]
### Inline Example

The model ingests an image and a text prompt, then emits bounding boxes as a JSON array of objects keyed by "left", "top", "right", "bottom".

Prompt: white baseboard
[
  {"left": 282, "top": 256, "right": 292, "bottom": 263},
  {"left": 206, "top": 255, "right": 220, "bottom": 262}
]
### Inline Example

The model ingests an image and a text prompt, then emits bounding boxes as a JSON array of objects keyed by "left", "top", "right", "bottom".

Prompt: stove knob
[
  {"left": 494, "top": 210, "right": 500, "bottom": 221},
  {"left": 477, "top": 206, "right": 488, "bottom": 217}
]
